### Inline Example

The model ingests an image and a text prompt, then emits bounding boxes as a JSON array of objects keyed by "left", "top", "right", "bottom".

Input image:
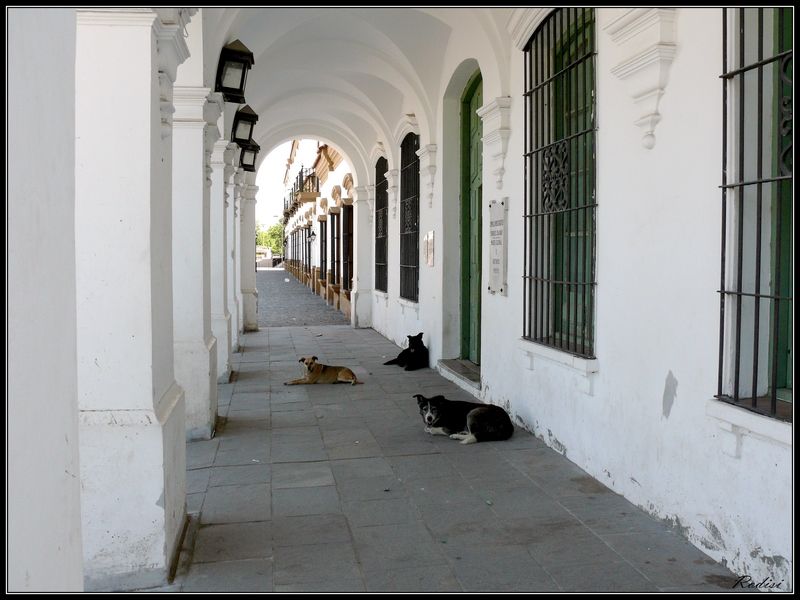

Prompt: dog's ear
[
  {"left": 312, "top": 356, "right": 318, "bottom": 362},
  {"left": 298, "top": 358, "right": 305, "bottom": 363},
  {"left": 413, "top": 394, "right": 426, "bottom": 405},
  {"left": 416, "top": 332, "right": 424, "bottom": 339}
]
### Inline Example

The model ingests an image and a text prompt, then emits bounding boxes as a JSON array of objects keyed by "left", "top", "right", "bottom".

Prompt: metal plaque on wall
[{"left": 488, "top": 198, "right": 507, "bottom": 295}]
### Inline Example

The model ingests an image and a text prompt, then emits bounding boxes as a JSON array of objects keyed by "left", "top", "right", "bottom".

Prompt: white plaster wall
[
  {"left": 7, "top": 8, "right": 84, "bottom": 592},
  {"left": 467, "top": 8, "right": 791, "bottom": 588}
]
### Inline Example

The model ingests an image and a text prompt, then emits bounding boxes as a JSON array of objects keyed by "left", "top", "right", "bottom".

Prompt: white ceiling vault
[{"left": 201, "top": 7, "right": 511, "bottom": 186}]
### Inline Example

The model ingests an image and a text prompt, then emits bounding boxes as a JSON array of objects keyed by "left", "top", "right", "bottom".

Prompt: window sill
[
  {"left": 397, "top": 297, "right": 420, "bottom": 314},
  {"left": 706, "top": 398, "right": 792, "bottom": 454},
  {"left": 518, "top": 338, "right": 598, "bottom": 395}
]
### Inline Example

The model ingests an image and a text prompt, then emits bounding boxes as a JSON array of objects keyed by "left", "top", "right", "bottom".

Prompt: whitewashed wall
[
  {"left": 359, "top": 7, "right": 791, "bottom": 588},
  {"left": 8, "top": 8, "right": 84, "bottom": 592},
  {"left": 456, "top": 7, "right": 792, "bottom": 588}
]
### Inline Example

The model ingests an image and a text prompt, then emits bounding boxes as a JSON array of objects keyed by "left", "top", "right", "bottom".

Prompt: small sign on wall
[
  {"left": 423, "top": 230, "right": 435, "bottom": 267},
  {"left": 488, "top": 199, "right": 507, "bottom": 295}
]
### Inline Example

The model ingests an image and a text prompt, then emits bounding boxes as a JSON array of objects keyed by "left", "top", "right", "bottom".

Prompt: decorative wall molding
[
  {"left": 370, "top": 141, "right": 387, "bottom": 170},
  {"left": 394, "top": 113, "right": 419, "bottom": 146},
  {"left": 354, "top": 185, "right": 373, "bottom": 222},
  {"left": 331, "top": 185, "right": 342, "bottom": 207},
  {"left": 342, "top": 173, "right": 354, "bottom": 196},
  {"left": 415, "top": 144, "right": 437, "bottom": 208},
  {"left": 385, "top": 169, "right": 399, "bottom": 219},
  {"left": 604, "top": 8, "right": 678, "bottom": 149},
  {"left": 477, "top": 97, "right": 512, "bottom": 190},
  {"left": 506, "top": 8, "right": 554, "bottom": 51}
]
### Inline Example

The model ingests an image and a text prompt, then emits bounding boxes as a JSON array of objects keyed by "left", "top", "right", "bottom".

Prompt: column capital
[
  {"left": 153, "top": 12, "right": 191, "bottom": 83},
  {"left": 211, "top": 139, "right": 229, "bottom": 166},
  {"left": 173, "top": 86, "right": 211, "bottom": 122},
  {"left": 242, "top": 184, "right": 259, "bottom": 202}
]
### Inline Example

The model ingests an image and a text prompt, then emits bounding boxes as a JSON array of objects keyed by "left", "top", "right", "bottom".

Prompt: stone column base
[
  {"left": 243, "top": 289, "right": 259, "bottom": 332},
  {"left": 212, "top": 311, "right": 232, "bottom": 383},
  {"left": 80, "top": 384, "right": 186, "bottom": 591},
  {"left": 175, "top": 337, "right": 218, "bottom": 440}
]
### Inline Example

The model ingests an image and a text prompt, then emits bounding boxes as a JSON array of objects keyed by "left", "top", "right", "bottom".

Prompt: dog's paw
[
  {"left": 449, "top": 433, "right": 461, "bottom": 440},
  {"left": 424, "top": 426, "right": 432, "bottom": 434}
]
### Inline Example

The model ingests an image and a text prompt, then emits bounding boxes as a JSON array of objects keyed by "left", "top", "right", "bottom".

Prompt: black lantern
[
  {"left": 232, "top": 105, "right": 258, "bottom": 144},
  {"left": 308, "top": 229, "right": 317, "bottom": 243},
  {"left": 214, "top": 39, "right": 255, "bottom": 103},
  {"left": 239, "top": 140, "right": 260, "bottom": 172}
]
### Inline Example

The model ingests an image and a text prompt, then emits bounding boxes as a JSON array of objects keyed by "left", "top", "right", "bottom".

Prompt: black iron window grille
[
  {"left": 304, "top": 228, "right": 311, "bottom": 275},
  {"left": 400, "top": 133, "right": 420, "bottom": 302},
  {"left": 718, "top": 8, "right": 792, "bottom": 422},
  {"left": 331, "top": 212, "right": 341, "bottom": 286},
  {"left": 375, "top": 157, "right": 389, "bottom": 292},
  {"left": 523, "top": 8, "right": 597, "bottom": 358},
  {"left": 342, "top": 205, "right": 354, "bottom": 292},
  {"left": 320, "top": 220, "right": 327, "bottom": 280}
]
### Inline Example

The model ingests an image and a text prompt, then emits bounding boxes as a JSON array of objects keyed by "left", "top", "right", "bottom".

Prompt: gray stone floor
[
  {"left": 257, "top": 267, "right": 349, "bottom": 328},
  {"left": 171, "top": 327, "right": 744, "bottom": 592},
  {"left": 169, "top": 269, "right": 745, "bottom": 592}
]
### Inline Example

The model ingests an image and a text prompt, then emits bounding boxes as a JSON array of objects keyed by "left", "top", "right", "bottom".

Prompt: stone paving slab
[{"left": 172, "top": 270, "right": 747, "bottom": 592}]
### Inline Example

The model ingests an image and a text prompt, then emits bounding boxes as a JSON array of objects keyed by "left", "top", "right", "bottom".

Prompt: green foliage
[{"left": 256, "top": 222, "right": 284, "bottom": 255}]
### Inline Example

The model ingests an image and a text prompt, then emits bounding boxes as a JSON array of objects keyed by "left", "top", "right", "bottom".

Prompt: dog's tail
[{"left": 383, "top": 357, "right": 400, "bottom": 365}]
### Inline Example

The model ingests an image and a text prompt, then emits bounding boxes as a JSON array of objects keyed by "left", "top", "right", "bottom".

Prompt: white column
[
  {"left": 9, "top": 8, "right": 83, "bottom": 591},
  {"left": 226, "top": 156, "right": 241, "bottom": 352},
  {"left": 351, "top": 185, "right": 374, "bottom": 328},
  {"left": 240, "top": 181, "right": 259, "bottom": 331},
  {"left": 233, "top": 170, "right": 245, "bottom": 337},
  {"left": 210, "top": 137, "right": 232, "bottom": 381},
  {"left": 75, "top": 8, "right": 190, "bottom": 590},
  {"left": 171, "top": 86, "right": 220, "bottom": 440}
]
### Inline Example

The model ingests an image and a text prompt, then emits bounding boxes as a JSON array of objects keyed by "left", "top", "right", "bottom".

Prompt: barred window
[
  {"left": 523, "top": 8, "right": 597, "bottom": 358},
  {"left": 374, "top": 157, "right": 388, "bottom": 292},
  {"left": 331, "top": 212, "right": 340, "bottom": 286},
  {"left": 319, "top": 219, "right": 327, "bottom": 281},
  {"left": 400, "top": 133, "right": 420, "bottom": 302},
  {"left": 342, "top": 205, "right": 354, "bottom": 291},
  {"left": 718, "top": 8, "right": 792, "bottom": 421}
]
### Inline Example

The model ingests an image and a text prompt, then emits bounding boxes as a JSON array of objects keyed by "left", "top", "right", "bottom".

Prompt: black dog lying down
[
  {"left": 415, "top": 394, "right": 514, "bottom": 444},
  {"left": 384, "top": 332, "right": 429, "bottom": 371}
]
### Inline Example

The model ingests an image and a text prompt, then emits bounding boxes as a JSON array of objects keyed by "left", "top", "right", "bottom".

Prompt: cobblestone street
[{"left": 257, "top": 267, "right": 349, "bottom": 328}]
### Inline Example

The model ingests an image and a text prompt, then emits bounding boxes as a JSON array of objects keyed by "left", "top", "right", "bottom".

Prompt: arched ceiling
[{"left": 202, "top": 8, "right": 507, "bottom": 184}]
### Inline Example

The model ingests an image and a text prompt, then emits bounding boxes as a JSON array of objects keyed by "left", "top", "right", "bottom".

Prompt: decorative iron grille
[
  {"left": 523, "top": 7, "right": 597, "bottom": 358},
  {"left": 342, "top": 205, "right": 354, "bottom": 291},
  {"left": 331, "top": 212, "right": 340, "bottom": 286},
  {"left": 400, "top": 133, "right": 420, "bottom": 302},
  {"left": 319, "top": 220, "right": 327, "bottom": 281},
  {"left": 717, "top": 8, "right": 793, "bottom": 421},
  {"left": 375, "top": 157, "right": 388, "bottom": 292}
]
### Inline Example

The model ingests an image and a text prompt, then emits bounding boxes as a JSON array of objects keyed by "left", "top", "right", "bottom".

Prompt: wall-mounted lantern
[
  {"left": 239, "top": 140, "right": 260, "bottom": 172},
  {"left": 214, "top": 39, "right": 255, "bottom": 104},
  {"left": 308, "top": 230, "right": 317, "bottom": 243},
  {"left": 232, "top": 105, "right": 258, "bottom": 144}
]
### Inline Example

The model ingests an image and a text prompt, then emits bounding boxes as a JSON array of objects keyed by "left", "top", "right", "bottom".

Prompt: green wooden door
[{"left": 461, "top": 73, "right": 483, "bottom": 363}]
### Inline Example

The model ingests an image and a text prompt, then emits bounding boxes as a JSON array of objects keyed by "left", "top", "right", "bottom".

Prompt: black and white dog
[{"left": 414, "top": 394, "right": 514, "bottom": 444}]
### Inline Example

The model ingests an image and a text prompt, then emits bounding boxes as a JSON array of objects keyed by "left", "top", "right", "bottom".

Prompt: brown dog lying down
[{"left": 284, "top": 356, "right": 363, "bottom": 386}]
